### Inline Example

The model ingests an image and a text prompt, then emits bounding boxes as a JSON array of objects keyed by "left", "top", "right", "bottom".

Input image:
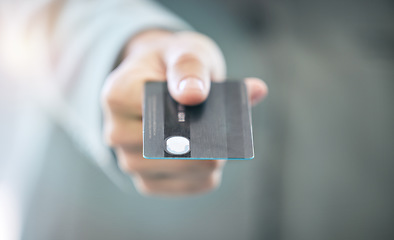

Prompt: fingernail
[{"left": 178, "top": 78, "right": 204, "bottom": 93}]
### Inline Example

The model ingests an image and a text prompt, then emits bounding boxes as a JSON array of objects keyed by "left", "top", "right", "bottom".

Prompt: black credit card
[{"left": 143, "top": 81, "right": 254, "bottom": 160}]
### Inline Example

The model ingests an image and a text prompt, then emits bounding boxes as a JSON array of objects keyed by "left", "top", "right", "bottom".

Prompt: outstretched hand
[{"left": 101, "top": 30, "right": 267, "bottom": 196}]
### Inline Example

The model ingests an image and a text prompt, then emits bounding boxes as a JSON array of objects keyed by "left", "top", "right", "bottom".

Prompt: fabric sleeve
[{"left": 1, "top": 0, "right": 191, "bottom": 191}]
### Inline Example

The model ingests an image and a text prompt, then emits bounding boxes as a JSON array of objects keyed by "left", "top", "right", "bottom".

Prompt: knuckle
[
  {"left": 178, "top": 32, "right": 220, "bottom": 53},
  {"left": 101, "top": 85, "right": 125, "bottom": 111},
  {"left": 199, "top": 173, "right": 220, "bottom": 192},
  {"left": 132, "top": 175, "right": 162, "bottom": 196},
  {"left": 135, "top": 184, "right": 155, "bottom": 196},
  {"left": 118, "top": 154, "right": 141, "bottom": 174},
  {"left": 104, "top": 122, "right": 142, "bottom": 147},
  {"left": 175, "top": 52, "right": 203, "bottom": 66},
  {"left": 101, "top": 74, "right": 143, "bottom": 117},
  {"left": 101, "top": 78, "right": 122, "bottom": 109},
  {"left": 104, "top": 123, "right": 123, "bottom": 146},
  {"left": 116, "top": 147, "right": 146, "bottom": 174},
  {"left": 118, "top": 158, "right": 134, "bottom": 174}
]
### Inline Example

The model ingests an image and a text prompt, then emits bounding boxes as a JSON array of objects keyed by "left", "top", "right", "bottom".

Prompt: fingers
[
  {"left": 117, "top": 148, "right": 225, "bottom": 176},
  {"left": 100, "top": 30, "right": 266, "bottom": 197},
  {"left": 101, "top": 49, "right": 166, "bottom": 119},
  {"left": 103, "top": 114, "right": 143, "bottom": 147},
  {"left": 135, "top": 170, "right": 223, "bottom": 196},
  {"left": 116, "top": 147, "right": 226, "bottom": 196},
  {"left": 244, "top": 77, "right": 268, "bottom": 106},
  {"left": 164, "top": 32, "right": 226, "bottom": 106}
]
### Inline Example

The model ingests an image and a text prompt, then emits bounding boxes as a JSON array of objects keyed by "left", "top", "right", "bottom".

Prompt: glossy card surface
[{"left": 143, "top": 81, "right": 254, "bottom": 160}]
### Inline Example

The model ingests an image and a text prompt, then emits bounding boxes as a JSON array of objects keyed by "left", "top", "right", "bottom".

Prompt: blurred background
[{"left": 1, "top": 0, "right": 394, "bottom": 240}]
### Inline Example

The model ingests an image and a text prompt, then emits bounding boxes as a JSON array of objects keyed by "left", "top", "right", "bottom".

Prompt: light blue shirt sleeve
[{"left": 45, "top": 0, "right": 191, "bottom": 191}]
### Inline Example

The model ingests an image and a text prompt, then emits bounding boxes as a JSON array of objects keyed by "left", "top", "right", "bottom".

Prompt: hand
[{"left": 101, "top": 30, "right": 267, "bottom": 197}]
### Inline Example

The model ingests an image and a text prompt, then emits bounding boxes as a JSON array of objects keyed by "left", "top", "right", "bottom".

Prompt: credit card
[{"left": 143, "top": 81, "right": 254, "bottom": 160}]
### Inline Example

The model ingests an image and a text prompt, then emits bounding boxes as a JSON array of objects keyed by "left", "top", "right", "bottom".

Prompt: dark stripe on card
[
  {"left": 163, "top": 83, "right": 191, "bottom": 158},
  {"left": 224, "top": 82, "right": 245, "bottom": 158}
]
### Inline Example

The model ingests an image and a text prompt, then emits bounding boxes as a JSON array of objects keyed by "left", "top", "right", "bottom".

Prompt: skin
[{"left": 101, "top": 30, "right": 268, "bottom": 197}]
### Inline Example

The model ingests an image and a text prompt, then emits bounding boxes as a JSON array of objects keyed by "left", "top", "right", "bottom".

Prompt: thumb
[
  {"left": 163, "top": 33, "right": 226, "bottom": 106},
  {"left": 165, "top": 51, "right": 211, "bottom": 106}
]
